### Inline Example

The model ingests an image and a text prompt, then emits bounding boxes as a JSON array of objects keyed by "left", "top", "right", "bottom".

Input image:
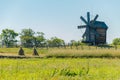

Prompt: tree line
[
  {"left": 1, "top": 28, "right": 118, "bottom": 48},
  {"left": 0, "top": 28, "right": 81, "bottom": 48}
]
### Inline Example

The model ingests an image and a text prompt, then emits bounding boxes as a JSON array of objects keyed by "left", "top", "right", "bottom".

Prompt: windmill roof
[{"left": 92, "top": 21, "right": 108, "bottom": 29}]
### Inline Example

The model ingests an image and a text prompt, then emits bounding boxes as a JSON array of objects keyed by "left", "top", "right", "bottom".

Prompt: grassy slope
[{"left": 0, "top": 58, "right": 120, "bottom": 80}]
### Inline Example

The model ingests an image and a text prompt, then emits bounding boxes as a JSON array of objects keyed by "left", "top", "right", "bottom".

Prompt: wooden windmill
[{"left": 78, "top": 12, "right": 108, "bottom": 45}]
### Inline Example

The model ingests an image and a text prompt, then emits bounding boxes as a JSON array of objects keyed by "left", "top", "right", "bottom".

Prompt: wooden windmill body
[{"left": 78, "top": 12, "right": 108, "bottom": 45}]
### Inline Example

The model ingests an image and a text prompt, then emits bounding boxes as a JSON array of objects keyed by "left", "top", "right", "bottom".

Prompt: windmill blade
[
  {"left": 93, "top": 14, "right": 99, "bottom": 22},
  {"left": 78, "top": 25, "right": 86, "bottom": 29},
  {"left": 80, "top": 16, "right": 88, "bottom": 25},
  {"left": 82, "top": 28, "right": 87, "bottom": 38},
  {"left": 87, "top": 12, "right": 90, "bottom": 24},
  {"left": 82, "top": 31, "right": 86, "bottom": 38},
  {"left": 82, "top": 27, "right": 90, "bottom": 41},
  {"left": 82, "top": 28, "right": 89, "bottom": 37}
]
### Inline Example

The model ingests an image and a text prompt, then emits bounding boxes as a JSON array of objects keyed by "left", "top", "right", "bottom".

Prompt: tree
[
  {"left": 1, "top": 29, "right": 18, "bottom": 47},
  {"left": 20, "top": 28, "right": 35, "bottom": 47},
  {"left": 112, "top": 38, "right": 120, "bottom": 45},
  {"left": 34, "top": 32, "right": 46, "bottom": 47},
  {"left": 47, "top": 37, "right": 64, "bottom": 47},
  {"left": 112, "top": 38, "right": 120, "bottom": 49}
]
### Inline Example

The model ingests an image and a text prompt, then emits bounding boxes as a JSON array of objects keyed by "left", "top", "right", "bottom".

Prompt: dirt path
[{"left": 0, "top": 53, "right": 43, "bottom": 59}]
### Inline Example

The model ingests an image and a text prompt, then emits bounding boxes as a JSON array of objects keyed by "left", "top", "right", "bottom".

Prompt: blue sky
[{"left": 0, "top": 0, "right": 120, "bottom": 43}]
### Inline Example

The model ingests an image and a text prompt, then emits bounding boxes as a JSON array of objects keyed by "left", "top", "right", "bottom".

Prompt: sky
[{"left": 0, "top": 0, "right": 120, "bottom": 43}]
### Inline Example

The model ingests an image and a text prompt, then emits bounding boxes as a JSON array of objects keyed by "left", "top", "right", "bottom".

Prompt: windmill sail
[
  {"left": 92, "top": 14, "right": 98, "bottom": 23},
  {"left": 78, "top": 25, "right": 86, "bottom": 29},
  {"left": 80, "top": 16, "right": 88, "bottom": 25},
  {"left": 87, "top": 12, "right": 90, "bottom": 24}
]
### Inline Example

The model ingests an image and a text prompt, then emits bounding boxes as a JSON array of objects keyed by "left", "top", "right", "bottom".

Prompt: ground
[
  {"left": 0, "top": 47, "right": 120, "bottom": 80},
  {"left": 1, "top": 58, "right": 120, "bottom": 80}
]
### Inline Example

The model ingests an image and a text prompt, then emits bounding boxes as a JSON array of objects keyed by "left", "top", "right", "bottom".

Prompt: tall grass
[
  {"left": 0, "top": 46, "right": 120, "bottom": 58},
  {"left": 1, "top": 58, "right": 120, "bottom": 80},
  {"left": 46, "top": 48, "right": 120, "bottom": 58}
]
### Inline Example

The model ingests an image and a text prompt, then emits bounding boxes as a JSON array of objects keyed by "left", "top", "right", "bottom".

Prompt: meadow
[
  {"left": 1, "top": 58, "right": 120, "bottom": 80},
  {"left": 1, "top": 46, "right": 120, "bottom": 80},
  {"left": 0, "top": 46, "right": 120, "bottom": 58}
]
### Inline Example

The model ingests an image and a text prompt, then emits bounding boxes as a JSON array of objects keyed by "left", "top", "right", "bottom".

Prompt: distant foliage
[
  {"left": 1, "top": 29, "right": 18, "bottom": 47},
  {"left": 34, "top": 32, "right": 46, "bottom": 47},
  {"left": 112, "top": 38, "right": 120, "bottom": 45},
  {"left": 47, "top": 37, "right": 65, "bottom": 47},
  {"left": 20, "top": 28, "right": 46, "bottom": 48},
  {"left": 1, "top": 28, "right": 116, "bottom": 48},
  {"left": 20, "top": 28, "right": 35, "bottom": 47}
]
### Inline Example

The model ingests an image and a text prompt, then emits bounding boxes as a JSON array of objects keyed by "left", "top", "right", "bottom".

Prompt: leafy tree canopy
[
  {"left": 1, "top": 29, "right": 18, "bottom": 47},
  {"left": 112, "top": 38, "right": 120, "bottom": 45}
]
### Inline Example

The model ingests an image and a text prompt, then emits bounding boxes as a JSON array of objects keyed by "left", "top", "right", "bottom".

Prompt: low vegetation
[
  {"left": 0, "top": 46, "right": 120, "bottom": 80},
  {"left": 1, "top": 58, "right": 120, "bottom": 80},
  {"left": 0, "top": 46, "right": 120, "bottom": 58}
]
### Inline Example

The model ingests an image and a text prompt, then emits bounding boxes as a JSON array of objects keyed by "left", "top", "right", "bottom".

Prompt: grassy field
[
  {"left": 1, "top": 58, "right": 120, "bottom": 80},
  {"left": 1, "top": 47, "right": 120, "bottom": 80},
  {"left": 0, "top": 46, "right": 120, "bottom": 58}
]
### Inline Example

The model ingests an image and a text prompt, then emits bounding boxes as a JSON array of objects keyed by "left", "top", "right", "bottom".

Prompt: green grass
[
  {"left": 1, "top": 58, "right": 120, "bottom": 80},
  {"left": 1, "top": 47, "right": 120, "bottom": 58},
  {"left": 1, "top": 47, "right": 120, "bottom": 80}
]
